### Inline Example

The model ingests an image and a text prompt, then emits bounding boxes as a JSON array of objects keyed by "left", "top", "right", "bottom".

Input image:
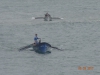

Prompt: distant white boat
[{"left": 32, "top": 13, "right": 63, "bottom": 21}]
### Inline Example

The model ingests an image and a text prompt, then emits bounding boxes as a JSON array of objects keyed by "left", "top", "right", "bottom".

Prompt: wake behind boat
[{"left": 32, "top": 13, "right": 63, "bottom": 21}]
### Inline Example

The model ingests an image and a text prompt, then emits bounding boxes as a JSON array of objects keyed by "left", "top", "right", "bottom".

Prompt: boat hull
[
  {"left": 44, "top": 16, "right": 52, "bottom": 21},
  {"left": 33, "top": 43, "right": 51, "bottom": 54}
]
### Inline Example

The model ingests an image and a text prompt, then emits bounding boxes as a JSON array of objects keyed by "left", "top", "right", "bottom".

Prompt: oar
[
  {"left": 40, "top": 42, "right": 63, "bottom": 51},
  {"left": 50, "top": 46, "right": 63, "bottom": 51},
  {"left": 52, "top": 17, "right": 63, "bottom": 20},
  {"left": 32, "top": 17, "right": 44, "bottom": 20},
  {"left": 19, "top": 43, "right": 33, "bottom": 51}
]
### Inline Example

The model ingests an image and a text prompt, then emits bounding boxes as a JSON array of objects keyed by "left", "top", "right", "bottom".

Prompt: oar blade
[{"left": 19, "top": 44, "right": 33, "bottom": 51}]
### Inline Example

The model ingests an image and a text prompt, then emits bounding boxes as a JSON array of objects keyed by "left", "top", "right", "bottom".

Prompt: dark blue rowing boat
[
  {"left": 19, "top": 42, "right": 62, "bottom": 54},
  {"left": 33, "top": 42, "right": 51, "bottom": 54}
]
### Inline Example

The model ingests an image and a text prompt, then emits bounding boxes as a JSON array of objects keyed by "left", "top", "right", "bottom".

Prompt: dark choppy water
[{"left": 0, "top": 0, "right": 100, "bottom": 75}]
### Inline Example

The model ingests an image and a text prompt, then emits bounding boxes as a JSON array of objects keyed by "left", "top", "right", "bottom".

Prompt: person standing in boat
[{"left": 33, "top": 34, "right": 41, "bottom": 46}]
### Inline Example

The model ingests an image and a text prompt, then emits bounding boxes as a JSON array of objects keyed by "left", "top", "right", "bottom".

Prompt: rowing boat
[
  {"left": 33, "top": 42, "right": 51, "bottom": 54},
  {"left": 32, "top": 17, "right": 63, "bottom": 21},
  {"left": 19, "top": 42, "right": 62, "bottom": 54}
]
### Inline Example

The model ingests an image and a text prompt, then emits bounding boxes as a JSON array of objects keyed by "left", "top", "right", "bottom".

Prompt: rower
[
  {"left": 45, "top": 13, "right": 51, "bottom": 17},
  {"left": 33, "top": 34, "right": 41, "bottom": 46},
  {"left": 44, "top": 13, "right": 52, "bottom": 21},
  {"left": 45, "top": 13, "right": 49, "bottom": 17}
]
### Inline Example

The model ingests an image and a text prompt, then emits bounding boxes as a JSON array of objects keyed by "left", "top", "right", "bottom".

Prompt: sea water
[{"left": 0, "top": 0, "right": 100, "bottom": 75}]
